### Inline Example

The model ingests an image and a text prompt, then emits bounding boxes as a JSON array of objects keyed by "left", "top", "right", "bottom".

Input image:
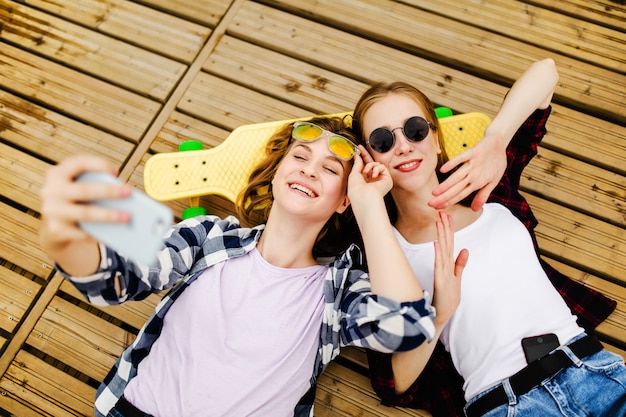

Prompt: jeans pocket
[{"left": 580, "top": 350, "right": 626, "bottom": 376}]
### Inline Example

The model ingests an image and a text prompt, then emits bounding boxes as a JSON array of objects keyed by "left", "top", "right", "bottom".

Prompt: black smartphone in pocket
[{"left": 521, "top": 333, "right": 560, "bottom": 364}]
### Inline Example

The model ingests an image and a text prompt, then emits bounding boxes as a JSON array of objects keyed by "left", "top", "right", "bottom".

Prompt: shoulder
[{"left": 329, "top": 243, "right": 366, "bottom": 272}]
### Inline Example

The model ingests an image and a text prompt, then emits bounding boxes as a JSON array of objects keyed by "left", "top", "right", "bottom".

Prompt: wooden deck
[{"left": 0, "top": 0, "right": 624, "bottom": 415}]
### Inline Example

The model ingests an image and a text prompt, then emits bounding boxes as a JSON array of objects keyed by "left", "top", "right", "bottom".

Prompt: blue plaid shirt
[{"left": 62, "top": 215, "right": 436, "bottom": 417}]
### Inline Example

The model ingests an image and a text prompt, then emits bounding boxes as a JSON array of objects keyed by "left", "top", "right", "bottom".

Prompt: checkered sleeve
[
  {"left": 59, "top": 215, "right": 246, "bottom": 306},
  {"left": 335, "top": 246, "right": 436, "bottom": 353}
]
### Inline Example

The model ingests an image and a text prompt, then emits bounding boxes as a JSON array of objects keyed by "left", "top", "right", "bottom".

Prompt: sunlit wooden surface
[{"left": 0, "top": 1, "right": 624, "bottom": 415}]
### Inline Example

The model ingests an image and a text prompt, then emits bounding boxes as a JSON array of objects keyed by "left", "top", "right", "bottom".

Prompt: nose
[
  {"left": 392, "top": 128, "right": 412, "bottom": 154},
  {"left": 300, "top": 162, "right": 319, "bottom": 178}
]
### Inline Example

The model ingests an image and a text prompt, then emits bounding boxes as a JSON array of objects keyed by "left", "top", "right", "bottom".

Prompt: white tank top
[{"left": 395, "top": 203, "right": 582, "bottom": 400}]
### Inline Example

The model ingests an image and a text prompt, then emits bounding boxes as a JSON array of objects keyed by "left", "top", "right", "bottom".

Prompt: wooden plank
[
  {"left": 229, "top": 2, "right": 505, "bottom": 115},
  {"left": 0, "top": 91, "right": 134, "bottom": 164},
  {"left": 0, "top": 268, "right": 40, "bottom": 334},
  {"left": 0, "top": 1, "right": 187, "bottom": 101},
  {"left": 228, "top": 2, "right": 626, "bottom": 173},
  {"left": 0, "top": 350, "right": 95, "bottom": 417},
  {"left": 0, "top": 145, "right": 50, "bottom": 212},
  {"left": 316, "top": 361, "right": 430, "bottom": 416},
  {"left": 396, "top": 0, "right": 625, "bottom": 73},
  {"left": 150, "top": 110, "right": 230, "bottom": 154},
  {"left": 0, "top": 43, "right": 160, "bottom": 142},
  {"left": 522, "top": 147, "right": 626, "bottom": 226},
  {"left": 255, "top": 0, "right": 626, "bottom": 121},
  {"left": 139, "top": 0, "right": 233, "bottom": 26},
  {"left": 340, "top": 346, "right": 369, "bottom": 369},
  {"left": 22, "top": 0, "right": 212, "bottom": 63},
  {"left": 525, "top": 0, "right": 626, "bottom": 32},
  {"left": 206, "top": 35, "right": 367, "bottom": 113},
  {"left": 177, "top": 72, "right": 309, "bottom": 128},
  {"left": 543, "top": 105, "right": 626, "bottom": 176},
  {"left": 0, "top": 203, "right": 54, "bottom": 279},
  {"left": 603, "top": 342, "right": 626, "bottom": 359},
  {"left": 27, "top": 295, "right": 131, "bottom": 381},
  {"left": 528, "top": 194, "right": 626, "bottom": 285}
]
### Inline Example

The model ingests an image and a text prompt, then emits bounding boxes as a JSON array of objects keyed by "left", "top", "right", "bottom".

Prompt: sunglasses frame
[
  {"left": 367, "top": 116, "right": 435, "bottom": 154},
  {"left": 291, "top": 121, "right": 360, "bottom": 161}
]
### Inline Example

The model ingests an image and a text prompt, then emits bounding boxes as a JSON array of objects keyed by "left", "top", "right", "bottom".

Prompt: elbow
[
  {"left": 539, "top": 58, "right": 559, "bottom": 85},
  {"left": 546, "top": 58, "right": 559, "bottom": 84},
  {"left": 535, "top": 58, "right": 558, "bottom": 108}
]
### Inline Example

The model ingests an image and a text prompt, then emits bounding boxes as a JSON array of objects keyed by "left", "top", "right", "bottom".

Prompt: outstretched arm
[
  {"left": 429, "top": 58, "right": 558, "bottom": 211},
  {"left": 39, "top": 155, "right": 132, "bottom": 276}
]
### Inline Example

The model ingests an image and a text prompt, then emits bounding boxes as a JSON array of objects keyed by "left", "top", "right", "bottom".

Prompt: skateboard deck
[{"left": 143, "top": 111, "right": 490, "bottom": 204}]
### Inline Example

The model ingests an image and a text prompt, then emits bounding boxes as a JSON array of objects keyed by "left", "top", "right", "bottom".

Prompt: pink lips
[
  {"left": 289, "top": 182, "right": 318, "bottom": 198},
  {"left": 395, "top": 159, "right": 421, "bottom": 172}
]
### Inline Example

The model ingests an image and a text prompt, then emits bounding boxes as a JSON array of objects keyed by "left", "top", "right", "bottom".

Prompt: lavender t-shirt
[{"left": 124, "top": 248, "right": 328, "bottom": 416}]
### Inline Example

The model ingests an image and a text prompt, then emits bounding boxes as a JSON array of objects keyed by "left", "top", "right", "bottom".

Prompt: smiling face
[
  {"left": 271, "top": 132, "right": 351, "bottom": 223},
  {"left": 236, "top": 116, "right": 359, "bottom": 256},
  {"left": 360, "top": 93, "right": 441, "bottom": 192}
]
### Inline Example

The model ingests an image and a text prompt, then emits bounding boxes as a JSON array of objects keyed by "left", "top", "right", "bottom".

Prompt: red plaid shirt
[{"left": 366, "top": 107, "right": 617, "bottom": 416}]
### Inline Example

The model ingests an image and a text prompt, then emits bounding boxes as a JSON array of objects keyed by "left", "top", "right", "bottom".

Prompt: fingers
[
  {"left": 357, "top": 145, "right": 375, "bottom": 165},
  {"left": 438, "top": 151, "right": 469, "bottom": 174},
  {"left": 455, "top": 248, "right": 470, "bottom": 277},
  {"left": 432, "top": 163, "right": 469, "bottom": 196},
  {"left": 436, "top": 211, "right": 450, "bottom": 250},
  {"left": 470, "top": 187, "right": 493, "bottom": 211},
  {"left": 368, "top": 162, "right": 387, "bottom": 179},
  {"left": 40, "top": 155, "right": 131, "bottom": 240},
  {"left": 54, "top": 154, "right": 118, "bottom": 179}
]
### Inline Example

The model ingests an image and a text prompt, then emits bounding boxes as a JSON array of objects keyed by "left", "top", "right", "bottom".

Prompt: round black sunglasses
[{"left": 367, "top": 116, "right": 435, "bottom": 153}]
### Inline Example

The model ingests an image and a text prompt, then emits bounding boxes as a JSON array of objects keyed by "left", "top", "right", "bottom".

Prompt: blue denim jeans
[{"left": 465, "top": 338, "right": 626, "bottom": 416}]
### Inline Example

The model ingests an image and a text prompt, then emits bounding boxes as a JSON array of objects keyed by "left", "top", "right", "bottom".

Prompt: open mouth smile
[
  {"left": 290, "top": 183, "right": 317, "bottom": 197},
  {"left": 396, "top": 160, "right": 421, "bottom": 171}
]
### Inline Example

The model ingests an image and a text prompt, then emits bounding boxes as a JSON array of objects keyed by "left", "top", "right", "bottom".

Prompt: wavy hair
[{"left": 236, "top": 116, "right": 360, "bottom": 257}]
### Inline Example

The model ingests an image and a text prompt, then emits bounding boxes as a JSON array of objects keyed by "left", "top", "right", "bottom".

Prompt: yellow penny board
[{"left": 144, "top": 111, "right": 490, "bottom": 203}]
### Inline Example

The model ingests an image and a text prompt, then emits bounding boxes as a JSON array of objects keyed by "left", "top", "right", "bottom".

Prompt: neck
[
  {"left": 391, "top": 187, "right": 478, "bottom": 244},
  {"left": 256, "top": 212, "right": 322, "bottom": 268}
]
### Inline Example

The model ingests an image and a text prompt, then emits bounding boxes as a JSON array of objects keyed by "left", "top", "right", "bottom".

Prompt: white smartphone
[{"left": 76, "top": 172, "right": 173, "bottom": 265}]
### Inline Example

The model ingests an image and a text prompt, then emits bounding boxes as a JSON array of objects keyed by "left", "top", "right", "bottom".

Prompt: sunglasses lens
[
  {"left": 292, "top": 123, "right": 323, "bottom": 141},
  {"left": 404, "top": 117, "right": 430, "bottom": 142},
  {"left": 328, "top": 135, "right": 357, "bottom": 160},
  {"left": 369, "top": 128, "right": 394, "bottom": 153}
]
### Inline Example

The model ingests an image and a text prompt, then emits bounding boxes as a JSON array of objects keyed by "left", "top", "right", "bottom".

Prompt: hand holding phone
[{"left": 76, "top": 172, "right": 173, "bottom": 265}]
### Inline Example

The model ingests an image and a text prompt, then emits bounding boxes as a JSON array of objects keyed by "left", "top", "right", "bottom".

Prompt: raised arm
[
  {"left": 347, "top": 151, "right": 425, "bottom": 302},
  {"left": 39, "top": 155, "right": 132, "bottom": 276},
  {"left": 388, "top": 213, "right": 468, "bottom": 393},
  {"left": 346, "top": 150, "right": 467, "bottom": 354},
  {"left": 429, "top": 58, "right": 559, "bottom": 211}
]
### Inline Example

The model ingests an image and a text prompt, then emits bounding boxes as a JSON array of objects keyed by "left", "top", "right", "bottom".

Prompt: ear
[
  {"left": 433, "top": 131, "right": 442, "bottom": 154},
  {"left": 335, "top": 194, "right": 351, "bottom": 214}
]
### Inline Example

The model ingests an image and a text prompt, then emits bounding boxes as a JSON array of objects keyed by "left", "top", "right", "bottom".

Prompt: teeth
[
  {"left": 291, "top": 183, "right": 315, "bottom": 197},
  {"left": 399, "top": 161, "right": 417, "bottom": 169}
]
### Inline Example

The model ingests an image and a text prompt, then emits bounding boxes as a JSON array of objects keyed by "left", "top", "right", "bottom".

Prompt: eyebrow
[{"left": 293, "top": 143, "right": 346, "bottom": 167}]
